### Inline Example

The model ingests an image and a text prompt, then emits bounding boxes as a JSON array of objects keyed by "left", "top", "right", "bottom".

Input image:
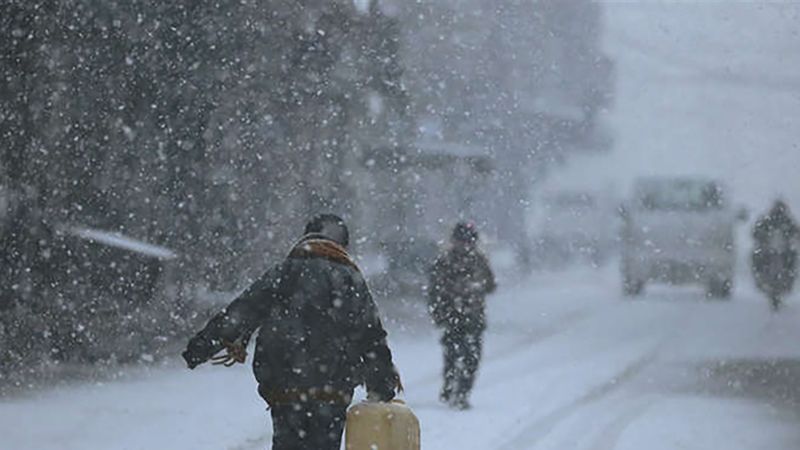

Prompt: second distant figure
[
  {"left": 752, "top": 200, "right": 799, "bottom": 310},
  {"left": 428, "top": 221, "right": 496, "bottom": 410}
]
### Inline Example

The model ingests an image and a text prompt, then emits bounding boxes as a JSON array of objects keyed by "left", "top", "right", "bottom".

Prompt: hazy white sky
[{"left": 595, "top": 2, "right": 800, "bottom": 211}]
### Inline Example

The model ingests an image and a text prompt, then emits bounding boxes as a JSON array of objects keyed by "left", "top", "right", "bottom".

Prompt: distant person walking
[
  {"left": 752, "top": 200, "right": 799, "bottom": 310},
  {"left": 182, "top": 214, "right": 400, "bottom": 450},
  {"left": 428, "top": 221, "right": 496, "bottom": 409}
]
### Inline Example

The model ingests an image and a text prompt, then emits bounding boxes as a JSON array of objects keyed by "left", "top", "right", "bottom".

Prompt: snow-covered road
[{"left": 4, "top": 266, "right": 800, "bottom": 450}]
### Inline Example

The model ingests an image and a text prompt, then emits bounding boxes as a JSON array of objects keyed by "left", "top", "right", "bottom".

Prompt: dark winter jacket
[
  {"left": 428, "top": 246, "right": 496, "bottom": 331},
  {"left": 183, "top": 234, "right": 399, "bottom": 402},
  {"left": 753, "top": 205, "right": 799, "bottom": 250},
  {"left": 752, "top": 204, "right": 799, "bottom": 292}
]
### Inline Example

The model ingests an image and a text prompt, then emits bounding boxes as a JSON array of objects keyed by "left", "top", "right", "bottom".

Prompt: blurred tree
[{"left": 0, "top": 0, "right": 416, "bottom": 376}]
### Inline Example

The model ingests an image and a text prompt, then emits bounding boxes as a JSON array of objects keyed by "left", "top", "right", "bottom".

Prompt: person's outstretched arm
[
  {"left": 182, "top": 262, "right": 287, "bottom": 369},
  {"left": 427, "top": 257, "right": 449, "bottom": 326}
]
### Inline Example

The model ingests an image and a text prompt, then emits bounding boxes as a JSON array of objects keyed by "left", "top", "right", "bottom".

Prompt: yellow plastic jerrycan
[{"left": 345, "top": 399, "right": 420, "bottom": 450}]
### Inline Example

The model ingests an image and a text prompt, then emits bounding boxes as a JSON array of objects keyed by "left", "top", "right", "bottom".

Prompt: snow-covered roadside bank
[
  {"left": 3, "top": 266, "right": 800, "bottom": 450},
  {"left": 0, "top": 363, "right": 266, "bottom": 450},
  {"left": 0, "top": 269, "right": 592, "bottom": 450}
]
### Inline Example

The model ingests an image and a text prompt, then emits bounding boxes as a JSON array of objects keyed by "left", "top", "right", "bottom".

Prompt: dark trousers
[
  {"left": 258, "top": 386, "right": 350, "bottom": 450},
  {"left": 268, "top": 400, "right": 348, "bottom": 450},
  {"left": 441, "top": 327, "right": 483, "bottom": 402}
]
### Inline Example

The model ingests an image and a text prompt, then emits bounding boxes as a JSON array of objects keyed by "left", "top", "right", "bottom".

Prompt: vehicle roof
[{"left": 633, "top": 176, "right": 723, "bottom": 190}]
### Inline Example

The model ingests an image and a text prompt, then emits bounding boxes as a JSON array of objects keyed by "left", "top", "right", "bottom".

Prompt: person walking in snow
[
  {"left": 752, "top": 200, "right": 799, "bottom": 309},
  {"left": 182, "top": 214, "right": 400, "bottom": 450},
  {"left": 428, "top": 221, "right": 496, "bottom": 410}
]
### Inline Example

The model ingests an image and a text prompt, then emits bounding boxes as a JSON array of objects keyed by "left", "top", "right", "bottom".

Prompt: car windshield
[
  {"left": 545, "top": 193, "right": 596, "bottom": 216},
  {"left": 549, "top": 193, "right": 595, "bottom": 209},
  {"left": 637, "top": 181, "right": 724, "bottom": 211}
]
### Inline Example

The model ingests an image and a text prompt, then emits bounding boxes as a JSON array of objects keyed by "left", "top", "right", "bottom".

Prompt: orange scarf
[{"left": 288, "top": 237, "right": 360, "bottom": 272}]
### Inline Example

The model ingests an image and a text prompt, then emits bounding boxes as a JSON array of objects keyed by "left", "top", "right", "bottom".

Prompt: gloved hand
[
  {"left": 367, "top": 367, "right": 403, "bottom": 402},
  {"left": 182, "top": 335, "right": 214, "bottom": 369},
  {"left": 182, "top": 349, "right": 203, "bottom": 370},
  {"left": 367, "top": 386, "right": 396, "bottom": 402},
  {"left": 367, "top": 390, "right": 393, "bottom": 402}
]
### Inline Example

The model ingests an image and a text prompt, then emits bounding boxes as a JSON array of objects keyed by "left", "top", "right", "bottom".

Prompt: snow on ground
[{"left": 3, "top": 263, "right": 800, "bottom": 450}]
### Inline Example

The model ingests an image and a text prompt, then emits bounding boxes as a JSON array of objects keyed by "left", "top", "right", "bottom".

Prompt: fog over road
[{"left": 599, "top": 2, "right": 800, "bottom": 209}]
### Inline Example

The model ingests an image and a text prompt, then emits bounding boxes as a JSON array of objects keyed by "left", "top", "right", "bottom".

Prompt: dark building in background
[
  {"left": 0, "top": 0, "right": 613, "bottom": 376},
  {"left": 360, "top": 0, "right": 615, "bottom": 268}
]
